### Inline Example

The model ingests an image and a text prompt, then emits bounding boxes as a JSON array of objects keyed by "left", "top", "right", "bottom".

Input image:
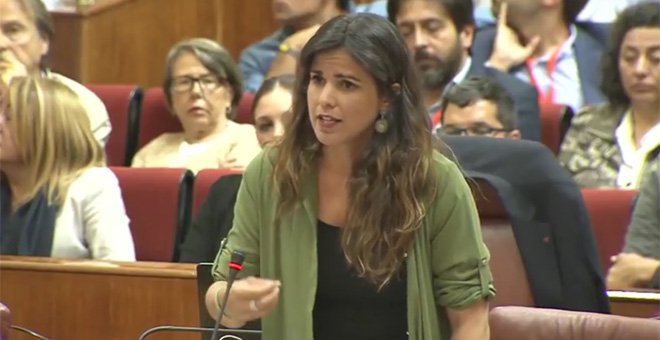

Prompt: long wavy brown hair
[{"left": 273, "top": 14, "right": 440, "bottom": 288}]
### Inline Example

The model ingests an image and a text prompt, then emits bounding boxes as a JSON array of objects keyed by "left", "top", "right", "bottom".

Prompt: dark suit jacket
[
  {"left": 179, "top": 174, "right": 242, "bottom": 263},
  {"left": 442, "top": 136, "right": 610, "bottom": 313},
  {"left": 471, "top": 23, "right": 607, "bottom": 109}
]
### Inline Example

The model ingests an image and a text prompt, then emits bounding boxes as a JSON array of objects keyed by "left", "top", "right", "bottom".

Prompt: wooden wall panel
[{"left": 49, "top": 0, "right": 278, "bottom": 87}]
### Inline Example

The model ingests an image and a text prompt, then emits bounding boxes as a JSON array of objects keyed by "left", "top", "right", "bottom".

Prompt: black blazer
[
  {"left": 443, "top": 136, "right": 610, "bottom": 313},
  {"left": 179, "top": 174, "right": 243, "bottom": 263}
]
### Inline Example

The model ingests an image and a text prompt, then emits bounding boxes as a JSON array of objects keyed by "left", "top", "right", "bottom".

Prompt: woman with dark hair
[
  {"left": 559, "top": 1, "right": 660, "bottom": 189},
  {"left": 205, "top": 14, "right": 494, "bottom": 340},
  {"left": 179, "top": 74, "right": 295, "bottom": 263}
]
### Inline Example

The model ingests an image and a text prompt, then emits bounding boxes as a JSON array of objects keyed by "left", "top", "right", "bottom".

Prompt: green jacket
[{"left": 212, "top": 149, "right": 495, "bottom": 340}]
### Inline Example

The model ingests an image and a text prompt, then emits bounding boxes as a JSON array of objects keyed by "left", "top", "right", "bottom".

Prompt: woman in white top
[
  {"left": 0, "top": 76, "right": 135, "bottom": 261},
  {"left": 132, "top": 38, "right": 261, "bottom": 174}
]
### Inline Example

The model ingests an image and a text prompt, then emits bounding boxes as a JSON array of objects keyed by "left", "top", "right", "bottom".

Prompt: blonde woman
[
  {"left": 0, "top": 76, "right": 135, "bottom": 261},
  {"left": 132, "top": 38, "right": 261, "bottom": 174}
]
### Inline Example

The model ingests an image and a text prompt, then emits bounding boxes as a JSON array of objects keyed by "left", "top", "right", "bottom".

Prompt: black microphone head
[{"left": 230, "top": 250, "right": 245, "bottom": 266}]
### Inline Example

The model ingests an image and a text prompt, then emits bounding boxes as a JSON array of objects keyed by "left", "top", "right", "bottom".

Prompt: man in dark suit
[
  {"left": 387, "top": 0, "right": 541, "bottom": 141},
  {"left": 472, "top": 0, "right": 607, "bottom": 114}
]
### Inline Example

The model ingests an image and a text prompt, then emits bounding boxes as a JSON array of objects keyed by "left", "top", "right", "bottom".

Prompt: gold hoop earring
[{"left": 374, "top": 110, "right": 389, "bottom": 134}]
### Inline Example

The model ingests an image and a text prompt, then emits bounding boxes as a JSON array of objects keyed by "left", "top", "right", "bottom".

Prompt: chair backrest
[
  {"left": 87, "top": 84, "right": 143, "bottom": 166},
  {"left": 471, "top": 179, "right": 535, "bottom": 308},
  {"left": 137, "top": 87, "right": 183, "bottom": 153},
  {"left": 111, "top": 167, "right": 193, "bottom": 262},
  {"left": 489, "top": 306, "right": 660, "bottom": 340},
  {"left": 192, "top": 169, "right": 243, "bottom": 216},
  {"left": 234, "top": 92, "right": 255, "bottom": 124},
  {"left": 581, "top": 189, "right": 638, "bottom": 273},
  {"left": 539, "top": 104, "right": 571, "bottom": 155}
]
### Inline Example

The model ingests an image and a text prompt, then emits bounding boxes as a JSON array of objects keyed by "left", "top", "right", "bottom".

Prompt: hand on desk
[
  {"left": 223, "top": 276, "right": 281, "bottom": 324},
  {"left": 607, "top": 253, "right": 660, "bottom": 290}
]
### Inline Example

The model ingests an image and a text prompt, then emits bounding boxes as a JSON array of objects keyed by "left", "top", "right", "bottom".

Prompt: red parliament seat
[
  {"left": 137, "top": 87, "right": 183, "bottom": 153},
  {"left": 110, "top": 167, "right": 193, "bottom": 262},
  {"left": 489, "top": 306, "right": 660, "bottom": 340},
  {"left": 581, "top": 189, "right": 638, "bottom": 273},
  {"left": 539, "top": 104, "right": 571, "bottom": 155},
  {"left": 86, "top": 84, "right": 143, "bottom": 166},
  {"left": 471, "top": 179, "right": 535, "bottom": 309},
  {"left": 234, "top": 92, "right": 255, "bottom": 124},
  {"left": 192, "top": 168, "right": 242, "bottom": 216}
]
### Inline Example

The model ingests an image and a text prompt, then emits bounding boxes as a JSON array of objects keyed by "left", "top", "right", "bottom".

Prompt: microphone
[
  {"left": 9, "top": 325, "right": 50, "bottom": 339},
  {"left": 211, "top": 250, "right": 246, "bottom": 340}
]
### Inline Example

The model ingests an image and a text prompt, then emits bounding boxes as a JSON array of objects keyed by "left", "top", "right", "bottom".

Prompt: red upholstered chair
[
  {"left": 86, "top": 84, "right": 143, "bottom": 166},
  {"left": 471, "top": 179, "right": 535, "bottom": 308},
  {"left": 490, "top": 306, "right": 660, "bottom": 340},
  {"left": 111, "top": 167, "right": 193, "bottom": 262},
  {"left": 234, "top": 92, "right": 255, "bottom": 124},
  {"left": 137, "top": 87, "right": 183, "bottom": 154},
  {"left": 192, "top": 168, "right": 242, "bottom": 215},
  {"left": 581, "top": 189, "right": 638, "bottom": 273},
  {"left": 539, "top": 104, "right": 571, "bottom": 155}
]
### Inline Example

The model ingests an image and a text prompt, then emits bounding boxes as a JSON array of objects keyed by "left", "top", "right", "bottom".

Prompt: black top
[
  {"left": 178, "top": 174, "right": 243, "bottom": 263},
  {"left": 313, "top": 220, "right": 408, "bottom": 340}
]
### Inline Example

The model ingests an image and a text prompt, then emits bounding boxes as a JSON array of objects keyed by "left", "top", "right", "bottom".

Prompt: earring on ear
[{"left": 374, "top": 110, "right": 389, "bottom": 134}]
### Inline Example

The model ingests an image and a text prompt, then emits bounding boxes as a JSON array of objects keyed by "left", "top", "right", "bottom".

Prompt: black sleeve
[{"left": 178, "top": 174, "right": 243, "bottom": 263}]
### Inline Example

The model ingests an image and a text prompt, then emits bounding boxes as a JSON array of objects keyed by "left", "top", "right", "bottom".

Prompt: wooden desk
[
  {"left": 0, "top": 256, "right": 199, "bottom": 340},
  {"left": 609, "top": 290, "right": 660, "bottom": 318}
]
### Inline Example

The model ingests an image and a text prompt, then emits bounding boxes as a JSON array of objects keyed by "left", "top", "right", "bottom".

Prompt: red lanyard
[
  {"left": 431, "top": 109, "right": 443, "bottom": 129},
  {"left": 525, "top": 46, "right": 563, "bottom": 107}
]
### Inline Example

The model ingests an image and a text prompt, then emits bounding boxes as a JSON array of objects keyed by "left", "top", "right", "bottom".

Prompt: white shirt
[
  {"left": 48, "top": 72, "right": 111, "bottom": 146},
  {"left": 52, "top": 167, "right": 135, "bottom": 261},
  {"left": 615, "top": 111, "right": 660, "bottom": 189},
  {"left": 132, "top": 121, "right": 261, "bottom": 174},
  {"left": 577, "top": 0, "right": 645, "bottom": 23}
]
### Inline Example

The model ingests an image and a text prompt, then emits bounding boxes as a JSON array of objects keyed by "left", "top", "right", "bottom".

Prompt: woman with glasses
[
  {"left": 132, "top": 38, "right": 261, "bottom": 174},
  {"left": 179, "top": 74, "right": 295, "bottom": 263}
]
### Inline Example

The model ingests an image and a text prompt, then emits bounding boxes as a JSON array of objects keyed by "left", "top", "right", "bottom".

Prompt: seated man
[
  {"left": 0, "top": 0, "right": 110, "bottom": 145},
  {"left": 388, "top": 0, "right": 540, "bottom": 140},
  {"left": 239, "top": 0, "right": 387, "bottom": 93},
  {"left": 472, "top": 0, "right": 607, "bottom": 114},
  {"left": 440, "top": 76, "right": 520, "bottom": 139},
  {"left": 607, "top": 161, "right": 660, "bottom": 290}
]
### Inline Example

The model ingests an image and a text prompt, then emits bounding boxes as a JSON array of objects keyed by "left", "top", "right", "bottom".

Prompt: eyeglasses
[
  {"left": 170, "top": 74, "right": 225, "bottom": 93},
  {"left": 440, "top": 125, "right": 511, "bottom": 137}
]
